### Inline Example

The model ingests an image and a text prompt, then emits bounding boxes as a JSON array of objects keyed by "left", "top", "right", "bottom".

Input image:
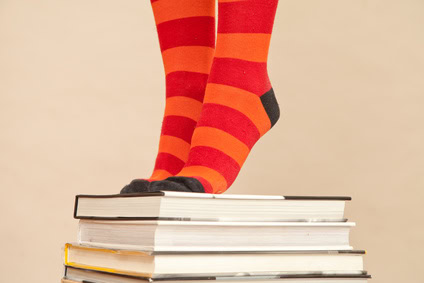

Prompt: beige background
[{"left": 1, "top": 0, "right": 423, "bottom": 282}]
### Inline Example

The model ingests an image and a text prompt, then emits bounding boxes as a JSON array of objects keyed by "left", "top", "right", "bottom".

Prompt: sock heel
[{"left": 260, "top": 88, "right": 280, "bottom": 128}]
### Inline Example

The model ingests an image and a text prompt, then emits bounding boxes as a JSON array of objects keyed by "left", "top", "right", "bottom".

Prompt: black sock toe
[
  {"left": 149, "top": 177, "right": 205, "bottom": 193},
  {"left": 120, "top": 179, "right": 151, "bottom": 194}
]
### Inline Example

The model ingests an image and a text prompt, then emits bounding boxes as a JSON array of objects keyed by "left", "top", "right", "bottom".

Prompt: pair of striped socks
[{"left": 121, "top": 0, "right": 280, "bottom": 194}]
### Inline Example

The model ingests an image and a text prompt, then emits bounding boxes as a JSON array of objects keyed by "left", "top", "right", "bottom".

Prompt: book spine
[{"left": 73, "top": 196, "right": 79, "bottom": 219}]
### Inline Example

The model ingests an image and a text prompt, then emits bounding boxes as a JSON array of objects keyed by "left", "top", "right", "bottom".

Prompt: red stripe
[
  {"left": 218, "top": 1, "right": 278, "bottom": 34},
  {"left": 208, "top": 58, "right": 271, "bottom": 95},
  {"left": 166, "top": 71, "right": 208, "bottom": 102},
  {"left": 161, "top": 116, "right": 197, "bottom": 144},
  {"left": 157, "top": 17, "right": 215, "bottom": 52},
  {"left": 151, "top": 0, "right": 159, "bottom": 3},
  {"left": 196, "top": 103, "right": 260, "bottom": 149},
  {"left": 193, "top": 176, "right": 213, "bottom": 193},
  {"left": 153, "top": 153, "right": 185, "bottom": 175},
  {"left": 186, "top": 146, "right": 241, "bottom": 188}
]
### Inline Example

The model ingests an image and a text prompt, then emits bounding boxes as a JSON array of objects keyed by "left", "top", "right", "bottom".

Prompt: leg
[
  {"left": 121, "top": 0, "right": 216, "bottom": 193},
  {"left": 151, "top": 0, "right": 280, "bottom": 193}
]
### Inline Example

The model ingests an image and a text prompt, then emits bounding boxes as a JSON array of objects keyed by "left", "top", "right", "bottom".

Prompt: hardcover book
[
  {"left": 74, "top": 192, "right": 351, "bottom": 222},
  {"left": 64, "top": 244, "right": 365, "bottom": 278},
  {"left": 78, "top": 220, "right": 354, "bottom": 251},
  {"left": 64, "top": 266, "right": 371, "bottom": 283}
]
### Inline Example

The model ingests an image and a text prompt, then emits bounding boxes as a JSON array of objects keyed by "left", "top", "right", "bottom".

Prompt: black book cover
[{"left": 74, "top": 192, "right": 351, "bottom": 220}]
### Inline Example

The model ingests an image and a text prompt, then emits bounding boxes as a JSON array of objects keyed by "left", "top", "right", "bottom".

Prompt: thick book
[
  {"left": 78, "top": 220, "right": 354, "bottom": 251},
  {"left": 64, "top": 244, "right": 365, "bottom": 278},
  {"left": 74, "top": 192, "right": 351, "bottom": 222},
  {"left": 64, "top": 266, "right": 371, "bottom": 283}
]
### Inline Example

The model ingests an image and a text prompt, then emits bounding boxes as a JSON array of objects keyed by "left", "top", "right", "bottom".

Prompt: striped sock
[
  {"left": 121, "top": 0, "right": 215, "bottom": 193},
  {"left": 151, "top": 0, "right": 280, "bottom": 193}
]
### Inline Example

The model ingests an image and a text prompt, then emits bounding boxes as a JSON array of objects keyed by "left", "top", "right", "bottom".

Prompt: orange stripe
[
  {"left": 149, "top": 169, "right": 172, "bottom": 181},
  {"left": 158, "top": 135, "right": 191, "bottom": 162},
  {"left": 191, "top": 127, "right": 250, "bottom": 167},
  {"left": 204, "top": 83, "right": 271, "bottom": 136},
  {"left": 152, "top": 0, "right": 215, "bottom": 25},
  {"left": 178, "top": 166, "right": 227, "bottom": 193},
  {"left": 162, "top": 46, "right": 214, "bottom": 75},
  {"left": 164, "top": 96, "right": 203, "bottom": 121},
  {"left": 215, "top": 33, "right": 271, "bottom": 62}
]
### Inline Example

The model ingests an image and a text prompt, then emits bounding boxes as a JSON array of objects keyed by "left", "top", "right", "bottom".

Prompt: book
[
  {"left": 64, "top": 192, "right": 371, "bottom": 283},
  {"left": 74, "top": 192, "right": 350, "bottom": 222},
  {"left": 78, "top": 220, "right": 354, "bottom": 251},
  {"left": 64, "top": 266, "right": 371, "bottom": 283},
  {"left": 64, "top": 244, "right": 365, "bottom": 278}
]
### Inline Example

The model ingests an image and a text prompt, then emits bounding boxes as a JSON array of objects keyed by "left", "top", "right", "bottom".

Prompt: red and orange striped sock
[
  {"left": 121, "top": 0, "right": 215, "bottom": 193},
  {"left": 151, "top": 0, "right": 280, "bottom": 193}
]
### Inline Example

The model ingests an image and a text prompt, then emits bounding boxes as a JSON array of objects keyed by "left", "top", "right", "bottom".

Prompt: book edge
[
  {"left": 64, "top": 266, "right": 371, "bottom": 281},
  {"left": 75, "top": 192, "right": 351, "bottom": 201},
  {"left": 65, "top": 243, "right": 364, "bottom": 255}
]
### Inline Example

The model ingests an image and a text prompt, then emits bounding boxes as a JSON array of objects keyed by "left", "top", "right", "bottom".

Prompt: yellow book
[{"left": 64, "top": 243, "right": 366, "bottom": 278}]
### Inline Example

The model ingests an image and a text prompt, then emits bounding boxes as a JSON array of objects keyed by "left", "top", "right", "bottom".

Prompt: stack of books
[{"left": 62, "top": 191, "right": 371, "bottom": 282}]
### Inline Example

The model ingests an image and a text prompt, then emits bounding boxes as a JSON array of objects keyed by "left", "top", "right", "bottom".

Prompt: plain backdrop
[{"left": 1, "top": 0, "right": 423, "bottom": 282}]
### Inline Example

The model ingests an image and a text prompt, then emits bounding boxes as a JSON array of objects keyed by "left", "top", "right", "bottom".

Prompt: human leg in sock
[
  {"left": 121, "top": 0, "right": 215, "bottom": 193},
  {"left": 150, "top": 0, "right": 280, "bottom": 193}
]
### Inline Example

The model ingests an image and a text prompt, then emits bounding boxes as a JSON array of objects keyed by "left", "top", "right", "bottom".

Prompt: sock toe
[
  {"left": 149, "top": 177, "right": 205, "bottom": 193},
  {"left": 120, "top": 179, "right": 151, "bottom": 194}
]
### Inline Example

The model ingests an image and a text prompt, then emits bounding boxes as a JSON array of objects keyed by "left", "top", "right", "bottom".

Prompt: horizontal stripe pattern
[
  {"left": 162, "top": 46, "right": 214, "bottom": 75},
  {"left": 158, "top": 135, "right": 191, "bottom": 163},
  {"left": 208, "top": 58, "right": 271, "bottom": 96},
  {"left": 165, "top": 71, "right": 208, "bottom": 102},
  {"left": 204, "top": 83, "right": 271, "bottom": 136},
  {"left": 153, "top": 152, "right": 185, "bottom": 175},
  {"left": 161, "top": 115, "right": 197, "bottom": 144},
  {"left": 196, "top": 103, "right": 260, "bottom": 149},
  {"left": 185, "top": 146, "right": 241, "bottom": 187},
  {"left": 190, "top": 127, "right": 250, "bottom": 167},
  {"left": 218, "top": 0, "right": 278, "bottom": 34},
  {"left": 149, "top": 0, "right": 215, "bottom": 181},
  {"left": 179, "top": 166, "right": 228, "bottom": 193},
  {"left": 174, "top": 0, "right": 279, "bottom": 193},
  {"left": 152, "top": 0, "right": 215, "bottom": 25},
  {"left": 164, "top": 96, "right": 203, "bottom": 121},
  {"left": 157, "top": 17, "right": 215, "bottom": 51},
  {"left": 214, "top": 33, "right": 271, "bottom": 62}
]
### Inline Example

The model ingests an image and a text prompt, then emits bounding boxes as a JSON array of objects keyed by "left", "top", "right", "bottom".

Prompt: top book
[{"left": 74, "top": 191, "right": 351, "bottom": 222}]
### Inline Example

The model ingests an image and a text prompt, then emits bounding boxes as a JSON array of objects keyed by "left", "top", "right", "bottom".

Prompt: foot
[
  {"left": 146, "top": 0, "right": 280, "bottom": 194},
  {"left": 119, "top": 0, "right": 216, "bottom": 194},
  {"left": 120, "top": 179, "right": 151, "bottom": 194}
]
